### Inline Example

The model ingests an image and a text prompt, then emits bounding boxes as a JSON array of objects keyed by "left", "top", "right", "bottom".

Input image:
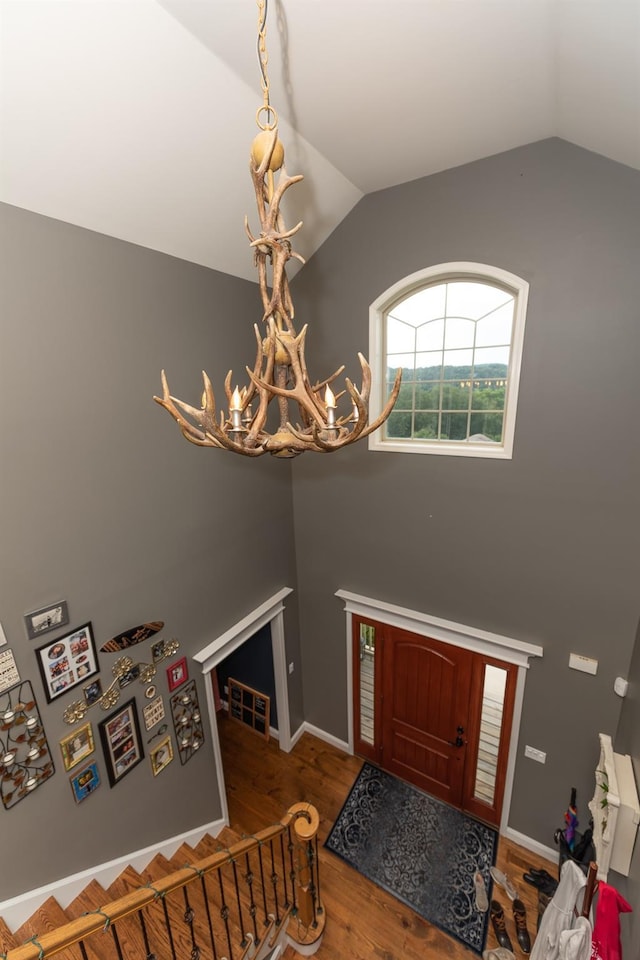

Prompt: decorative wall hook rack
[{"left": 1, "top": 680, "right": 54, "bottom": 809}]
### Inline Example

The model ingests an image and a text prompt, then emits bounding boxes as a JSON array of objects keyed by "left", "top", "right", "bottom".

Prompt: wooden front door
[{"left": 381, "top": 626, "right": 473, "bottom": 808}]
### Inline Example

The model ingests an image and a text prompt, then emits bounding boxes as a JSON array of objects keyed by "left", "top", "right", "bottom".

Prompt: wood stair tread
[
  {"left": 65, "top": 881, "right": 118, "bottom": 960},
  {"left": 0, "top": 916, "right": 19, "bottom": 952},
  {"left": 168, "top": 841, "right": 199, "bottom": 868},
  {"left": 14, "top": 897, "right": 81, "bottom": 960}
]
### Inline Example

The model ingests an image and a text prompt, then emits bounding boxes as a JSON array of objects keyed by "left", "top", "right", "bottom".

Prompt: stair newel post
[{"left": 287, "top": 802, "right": 321, "bottom": 930}]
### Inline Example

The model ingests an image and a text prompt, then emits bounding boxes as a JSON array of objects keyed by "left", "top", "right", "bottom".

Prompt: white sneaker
[
  {"left": 474, "top": 870, "right": 489, "bottom": 912},
  {"left": 490, "top": 866, "right": 518, "bottom": 900}
]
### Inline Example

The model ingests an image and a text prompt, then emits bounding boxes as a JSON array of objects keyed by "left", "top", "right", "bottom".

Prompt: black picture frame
[
  {"left": 98, "top": 698, "right": 144, "bottom": 787},
  {"left": 35, "top": 622, "right": 99, "bottom": 703}
]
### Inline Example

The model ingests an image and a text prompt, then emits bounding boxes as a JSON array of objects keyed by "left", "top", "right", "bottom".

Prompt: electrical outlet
[
  {"left": 288, "top": 662, "right": 294, "bottom": 674},
  {"left": 524, "top": 745, "right": 546, "bottom": 764}
]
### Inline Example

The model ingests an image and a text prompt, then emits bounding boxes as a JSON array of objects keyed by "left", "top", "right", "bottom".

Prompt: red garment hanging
[{"left": 590, "top": 882, "right": 632, "bottom": 960}]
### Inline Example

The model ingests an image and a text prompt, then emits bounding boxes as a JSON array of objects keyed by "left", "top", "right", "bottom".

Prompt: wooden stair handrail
[{"left": 4, "top": 804, "right": 322, "bottom": 960}]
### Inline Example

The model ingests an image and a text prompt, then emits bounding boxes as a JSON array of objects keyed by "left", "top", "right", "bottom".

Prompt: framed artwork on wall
[
  {"left": 70, "top": 760, "right": 101, "bottom": 803},
  {"left": 150, "top": 736, "right": 173, "bottom": 776},
  {"left": 98, "top": 698, "right": 143, "bottom": 787},
  {"left": 24, "top": 600, "right": 69, "bottom": 641},
  {"left": 35, "top": 622, "right": 99, "bottom": 703},
  {"left": 60, "top": 721, "right": 95, "bottom": 771},
  {"left": 166, "top": 657, "right": 188, "bottom": 692}
]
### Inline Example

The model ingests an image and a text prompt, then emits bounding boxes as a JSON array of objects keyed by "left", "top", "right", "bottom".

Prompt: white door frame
[
  {"left": 193, "top": 587, "right": 293, "bottom": 825},
  {"left": 336, "top": 589, "right": 543, "bottom": 835}
]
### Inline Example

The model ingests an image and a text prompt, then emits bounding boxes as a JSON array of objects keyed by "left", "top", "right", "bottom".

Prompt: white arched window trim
[{"left": 368, "top": 262, "right": 529, "bottom": 459}]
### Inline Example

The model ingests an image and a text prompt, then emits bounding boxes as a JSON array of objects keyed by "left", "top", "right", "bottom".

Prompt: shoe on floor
[
  {"left": 526, "top": 867, "right": 556, "bottom": 884},
  {"left": 483, "top": 950, "right": 516, "bottom": 960},
  {"left": 490, "top": 901, "right": 513, "bottom": 952},
  {"left": 523, "top": 871, "right": 558, "bottom": 895},
  {"left": 537, "top": 888, "right": 554, "bottom": 931},
  {"left": 490, "top": 866, "right": 518, "bottom": 900},
  {"left": 513, "top": 898, "right": 531, "bottom": 955},
  {"left": 474, "top": 870, "right": 489, "bottom": 912}
]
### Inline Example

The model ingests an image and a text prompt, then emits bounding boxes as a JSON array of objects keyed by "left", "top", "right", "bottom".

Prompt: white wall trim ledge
[
  {"left": 335, "top": 590, "right": 544, "bottom": 666},
  {"left": 290, "top": 720, "right": 350, "bottom": 754},
  {"left": 0, "top": 816, "right": 226, "bottom": 932},
  {"left": 505, "top": 827, "right": 558, "bottom": 867}
]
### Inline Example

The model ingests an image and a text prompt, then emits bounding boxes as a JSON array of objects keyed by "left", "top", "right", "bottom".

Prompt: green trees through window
[{"left": 368, "top": 264, "right": 529, "bottom": 458}]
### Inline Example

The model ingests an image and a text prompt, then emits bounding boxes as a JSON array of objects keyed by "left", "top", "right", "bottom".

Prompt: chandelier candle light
[{"left": 154, "top": 0, "right": 401, "bottom": 458}]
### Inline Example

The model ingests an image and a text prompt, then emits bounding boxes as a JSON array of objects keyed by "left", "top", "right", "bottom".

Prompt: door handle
[{"left": 448, "top": 725, "right": 466, "bottom": 748}]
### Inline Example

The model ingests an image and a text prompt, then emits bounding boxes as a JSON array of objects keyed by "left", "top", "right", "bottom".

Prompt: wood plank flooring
[{"left": 219, "top": 712, "right": 559, "bottom": 959}]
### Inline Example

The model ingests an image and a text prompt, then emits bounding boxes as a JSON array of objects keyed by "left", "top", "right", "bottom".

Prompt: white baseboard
[
  {"left": 504, "top": 826, "right": 559, "bottom": 867},
  {"left": 0, "top": 816, "right": 226, "bottom": 932},
  {"left": 290, "top": 720, "right": 350, "bottom": 754}
]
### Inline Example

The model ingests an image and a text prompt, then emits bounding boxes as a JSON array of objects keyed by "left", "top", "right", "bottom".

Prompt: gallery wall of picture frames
[
  {"left": 3, "top": 602, "right": 198, "bottom": 805},
  {"left": 1, "top": 680, "right": 54, "bottom": 810},
  {"left": 63, "top": 639, "right": 180, "bottom": 725}
]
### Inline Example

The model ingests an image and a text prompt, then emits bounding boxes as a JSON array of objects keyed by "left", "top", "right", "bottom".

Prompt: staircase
[{"left": 0, "top": 804, "right": 324, "bottom": 960}]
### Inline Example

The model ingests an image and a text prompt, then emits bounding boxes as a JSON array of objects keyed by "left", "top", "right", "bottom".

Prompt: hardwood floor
[{"left": 219, "top": 713, "right": 559, "bottom": 959}]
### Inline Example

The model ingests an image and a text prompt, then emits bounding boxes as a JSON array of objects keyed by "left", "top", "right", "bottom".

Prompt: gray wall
[
  {"left": 290, "top": 138, "right": 640, "bottom": 850},
  {"left": 0, "top": 203, "right": 302, "bottom": 899}
]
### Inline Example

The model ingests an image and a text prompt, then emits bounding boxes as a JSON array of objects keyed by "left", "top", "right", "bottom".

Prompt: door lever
[{"left": 448, "top": 725, "right": 466, "bottom": 748}]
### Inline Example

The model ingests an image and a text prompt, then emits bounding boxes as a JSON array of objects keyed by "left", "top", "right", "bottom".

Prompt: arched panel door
[{"left": 381, "top": 628, "right": 473, "bottom": 807}]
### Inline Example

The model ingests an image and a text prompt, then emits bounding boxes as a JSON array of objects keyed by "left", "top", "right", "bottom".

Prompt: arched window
[{"left": 368, "top": 263, "right": 529, "bottom": 458}]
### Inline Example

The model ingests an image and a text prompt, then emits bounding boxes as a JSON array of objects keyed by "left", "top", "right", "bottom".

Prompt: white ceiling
[{"left": 2, "top": 1, "right": 640, "bottom": 283}]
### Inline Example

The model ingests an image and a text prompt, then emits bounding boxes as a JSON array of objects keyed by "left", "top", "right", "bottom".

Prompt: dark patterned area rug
[{"left": 325, "top": 762, "right": 498, "bottom": 955}]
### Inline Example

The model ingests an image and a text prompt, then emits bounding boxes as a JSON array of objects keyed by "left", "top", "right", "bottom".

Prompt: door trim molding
[
  {"left": 194, "top": 587, "right": 294, "bottom": 825},
  {"left": 336, "top": 589, "right": 543, "bottom": 834}
]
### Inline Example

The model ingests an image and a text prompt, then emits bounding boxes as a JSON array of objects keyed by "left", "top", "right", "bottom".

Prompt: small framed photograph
[
  {"left": 70, "top": 760, "right": 101, "bottom": 803},
  {"left": 60, "top": 721, "right": 95, "bottom": 771},
  {"left": 83, "top": 678, "right": 103, "bottom": 706},
  {"left": 150, "top": 736, "right": 173, "bottom": 776},
  {"left": 166, "top": 657, "right": 188, "bottom": 692},
  {"left": 143, "top": 695, "right": 165, "bottom": 731},
  {"left": 118, "top": 664, "right": 141, "bottom": 689},
  {"left": 151, "top": 639, "right": 166, "bottom": 663},
  {"left": 99, "top": 698, "right": 144, "bottom": 787},
  {"left": 24, "top": 600, "right": 69, "bottom": 640},
  {"left": 35, "top": 622, "right": 99, "bottom": 703}
]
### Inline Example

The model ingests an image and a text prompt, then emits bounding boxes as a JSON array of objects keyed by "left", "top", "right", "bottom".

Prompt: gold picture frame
[
  {"left": 60, "top": 721, "right": 95, "bottom": 771},
  {"left": 150, "top": 736, "right": 173, "bottom": 776}
]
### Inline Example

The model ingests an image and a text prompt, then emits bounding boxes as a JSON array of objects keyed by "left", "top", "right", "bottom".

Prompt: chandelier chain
[{"left": 256, "top": 0, "right": 272, "bottom": 120}]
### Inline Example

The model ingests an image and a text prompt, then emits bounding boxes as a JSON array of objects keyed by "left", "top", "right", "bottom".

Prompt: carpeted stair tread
[
  {"left": 0, "top": 916, "right": 19, "bottom": 951},
  {"left": 14, "top": 897, "right": 82, "bottom": 960}
]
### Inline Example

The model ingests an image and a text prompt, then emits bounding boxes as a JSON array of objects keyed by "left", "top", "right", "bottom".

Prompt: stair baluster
[{"left": 0, "top": 803, "right": 325, "bottom": 960}]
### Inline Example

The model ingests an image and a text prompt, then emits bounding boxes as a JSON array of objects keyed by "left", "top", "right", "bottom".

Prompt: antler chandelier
[{"left": 154, "top": 0, "right": 401, "bottom": 458}]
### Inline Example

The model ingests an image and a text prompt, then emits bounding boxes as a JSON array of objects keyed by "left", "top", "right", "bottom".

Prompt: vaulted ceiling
[{"left": 2, "top": 1, "right": 639, "bottom": 282}]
